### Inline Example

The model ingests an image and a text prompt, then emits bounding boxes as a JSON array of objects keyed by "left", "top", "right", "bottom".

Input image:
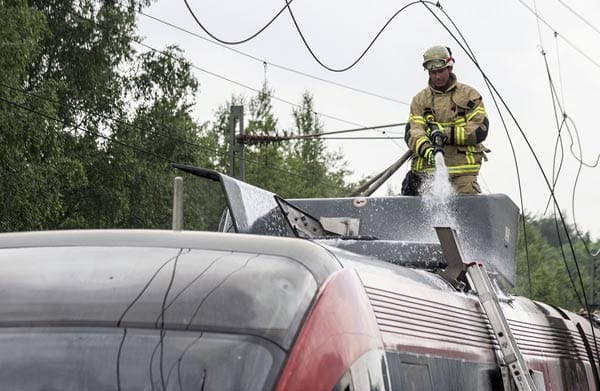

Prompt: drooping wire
[
  {"left": 182, "top": 0, "right": 294, "bottom": 45},
  {"left": 183, "top": 0, "right": 425, "bottom": 73},
  {"left": 139, "top": 11, "right": 409, "bottom": 105},
  {"left": 432, "top": 0, "right": 600, "bottom": 362},
  {"left": 283, "top": 0, "right": 425, "bottom": 72},
  {"left": 61, "top": 4, "right": 406, "bottom": 148},
  {"left": 565, "top": 115, "right": 600, "bottom": 259},
  {"left": 515, "top": 0, "right": 600, "bottom": 70},
  {"left": 418, "top": 1, "right": 534, "bottom": 297},
  {"left": 419, "top": 0, "right": 599, "bottom": 356},
  {"left": 132, "top": 40, "right": 405, "bottom": 149},
  {"left": 540, "top": 41, "right": 567, "bottom": 216},
  {"left": 537, "top": 48, "right": 600, "bottom": 259},
  {"left": 285, "top": 123, "right": 406, "bottom": 140}
]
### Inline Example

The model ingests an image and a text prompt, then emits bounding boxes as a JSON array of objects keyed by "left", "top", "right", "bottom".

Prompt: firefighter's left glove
[
  {"left": 429, "top": 128, "right": 448, "bottom": 146},
  {"left": 423, "top": 147, "right": 436, "bottom": 166}
]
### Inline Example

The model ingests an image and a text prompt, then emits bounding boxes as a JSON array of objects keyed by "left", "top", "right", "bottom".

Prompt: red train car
[{"left": 0, "top": 165, "right": 597, "bottom": 390}]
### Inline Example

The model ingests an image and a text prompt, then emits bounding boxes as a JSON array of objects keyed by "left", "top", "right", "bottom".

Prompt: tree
[
  {"left": 0, "top": 0, "right": 212, "bottom": 231},
  {"left": 0, "top": 1, "right": 83, "bottom": 231},
  {"left": 513, "top": 214, "right": 598, "bottom": 311},
  {"left": 284, "top": 92, "right": 351, "bottom": 198},
  {"left": 201, "top": 86, "right": 353, "bottom": 198}
]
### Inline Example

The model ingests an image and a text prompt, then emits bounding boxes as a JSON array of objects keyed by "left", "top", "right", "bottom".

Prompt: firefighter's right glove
[
  {"left": 423, "top": 147, "right": 436, "bottom": 166},
  {"left": 429, "top": 128, "right": 448, "bottom": 146}
]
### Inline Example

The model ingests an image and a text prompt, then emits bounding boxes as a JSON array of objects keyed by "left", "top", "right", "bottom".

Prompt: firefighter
[{"left": 401, "top": 45, "right": 489, "bottom": 195}]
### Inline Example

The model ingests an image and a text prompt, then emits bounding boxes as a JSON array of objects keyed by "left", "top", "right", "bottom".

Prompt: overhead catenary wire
[
  {"left": 283, "top": 0, "right": 425, "bottom": 72},
  {"left": 0, "top": 85, "right": 353, "bottom": 194},
  {"left": 138, "top": 11, "right": 409, "bottom": 105},
  {"left": 183, "top": 0, "right": 426, "bottom": 73},
  {"left": 515, "top": 0, "right": 600, "bottom": 70},
  {"left": 134, "top": 40, "right": 365, "bottom": 130},
  {"left": 555, "top": 0, "right": 600, "bottom": 38},
  {"left": 538, "top": 45, "right": 600, "bottom": 260},
  {"left": 133, "top": 40, "right": 406, "bottom": 150},
  {"left": 427, "top": 0, "right": 587, "bottom": 301},
  {"left": 62, "top": 5, "right": 406, "bottom": 149},
  {"left": 182, "top": 0, "right": 294, "bottom": 45},
  {"left": 286, "top": 122, "right": 406, "bottom": 139},
  {"left": 420, "top": 0, "right": 599, "bottom": 356},
  {"left": 418, "top": 1, "right": 535, "bottom": 297},
  {"left": 237, "top": 123, "right": 407, "bottom": 145}
]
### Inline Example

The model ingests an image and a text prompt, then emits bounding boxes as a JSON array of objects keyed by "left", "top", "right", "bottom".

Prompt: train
[{"left": 0, "top": 163, "right": 597, "bottom": 390}]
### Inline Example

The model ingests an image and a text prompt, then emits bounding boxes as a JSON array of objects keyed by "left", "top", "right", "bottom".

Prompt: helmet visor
[{"left": 423, "top": 58, "right": 448, "bottom": 70}]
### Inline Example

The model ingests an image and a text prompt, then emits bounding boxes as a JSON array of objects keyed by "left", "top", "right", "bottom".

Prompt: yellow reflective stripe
[
  {"left": 466, "top": 106, "right": 486, "bottom": 122},
  {"left": 415, "top": 136, "right": 430, "bottom": 155},
  {"left": 465, "top": 145, "right": 476, "bottom": 165},
  {"left": 456, "top": 126, "right": 465, "bottom": 145},
  {"left": 454, "top": 118, "right": 466, "bottom": 127},
  {"left": 410, "top": 115, "right": 426, "bottom": 125},
  {"left": 439, "top": 121, "right": 453, "bottom": 127},
  {"left": 413, "top": 163, "right": 480, "bottom": 174},
  {"left": 415, "top": 156, "right": 424, "bottom": 170},
  {"left": 446, "top": 164, "right": 481, "bottom": 174}
]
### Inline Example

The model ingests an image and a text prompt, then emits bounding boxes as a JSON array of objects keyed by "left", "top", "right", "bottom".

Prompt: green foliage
[
  {"left": 284, "top": 92, "right": 351, "bottom": 198},
  {"left": 2, "top": 1, "right": 599, "bottom": 318},
  {"left": 513, "top": 214, "right": 599, "bottom": 312},
  {"left": 0, "top": 1, "right": 355, "bottom": 233},
  {"left": 201, "top": 85, "right": 353, "bottom": 198}
]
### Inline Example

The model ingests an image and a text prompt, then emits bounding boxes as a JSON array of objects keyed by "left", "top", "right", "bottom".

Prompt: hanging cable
[
  {"left": 61, "top": 4, "right": 405, "bottom": 147},
  {"left": 537, "top": 35, "right": 600, "bottom": 265},
  {"left": 183, "top": 0, "right": 428, "bottom": 73},
  {"left": 419, "top": 1, "right": 534, "bottom": 297},
  {"left": 138, "top": 11, "right": 409, "bottom": 105},
  {"left": 131, "top": 40, "right": 404, "bottom": 149},
  {"left": 515, "top": 0, "right": 600, "bottom": 70},
  {"left": 566, "top": 115, "right": 600, "bottom": 258},
  {"left": 133, "top": 40, "right": 406, "bottom": 150},
  {"left": 284, "top": 0, "right": 426, "bottom": 72},
  {"left": 182, "top": 0, "right": 293, "bottom": 45},
  {"left": 420, "top": 1, "right": 598, "bottom": 344}
]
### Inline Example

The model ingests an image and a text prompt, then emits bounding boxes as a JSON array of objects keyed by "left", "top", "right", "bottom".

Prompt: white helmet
[{"left": 422, "top": 45, "right": 455, "bottom": 70}]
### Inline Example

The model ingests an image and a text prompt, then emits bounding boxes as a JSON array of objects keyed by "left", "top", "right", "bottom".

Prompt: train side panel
[{"left": 356, "top": 266, "right": 597, "bottom": 390}]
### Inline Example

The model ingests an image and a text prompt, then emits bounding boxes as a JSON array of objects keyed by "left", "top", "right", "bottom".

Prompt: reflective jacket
[{"left": 405, "top": 73, "right": 489, "bottom": 176}]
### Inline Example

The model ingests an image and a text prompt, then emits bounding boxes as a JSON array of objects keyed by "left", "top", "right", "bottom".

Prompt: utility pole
[{"left": 229, "top": 105, "right": 245, "bottom": 181}]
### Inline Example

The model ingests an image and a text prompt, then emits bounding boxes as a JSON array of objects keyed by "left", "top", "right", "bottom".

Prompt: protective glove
[
  {"left": 429, "top": 128, "right": 448, "bottom": 146},
  {"left": 423, "top": 147, "right": 436, "bottom": 166}
]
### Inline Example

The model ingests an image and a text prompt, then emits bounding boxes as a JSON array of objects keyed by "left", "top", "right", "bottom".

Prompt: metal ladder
[{"left": 435, "top": 227, "right": 537, "bottom": 391}]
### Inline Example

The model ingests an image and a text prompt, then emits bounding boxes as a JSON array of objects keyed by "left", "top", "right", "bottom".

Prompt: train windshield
[
  {"left": 0, "top": 327, "right": 283, "bottom": 391},
  {"left": 0, "top": 244, "right": 318, "bottom": 390}
]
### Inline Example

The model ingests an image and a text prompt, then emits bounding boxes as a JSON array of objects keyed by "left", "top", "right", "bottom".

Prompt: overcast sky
[{"left": 137, "top": 0, "right": 600, "bottom": 241}]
